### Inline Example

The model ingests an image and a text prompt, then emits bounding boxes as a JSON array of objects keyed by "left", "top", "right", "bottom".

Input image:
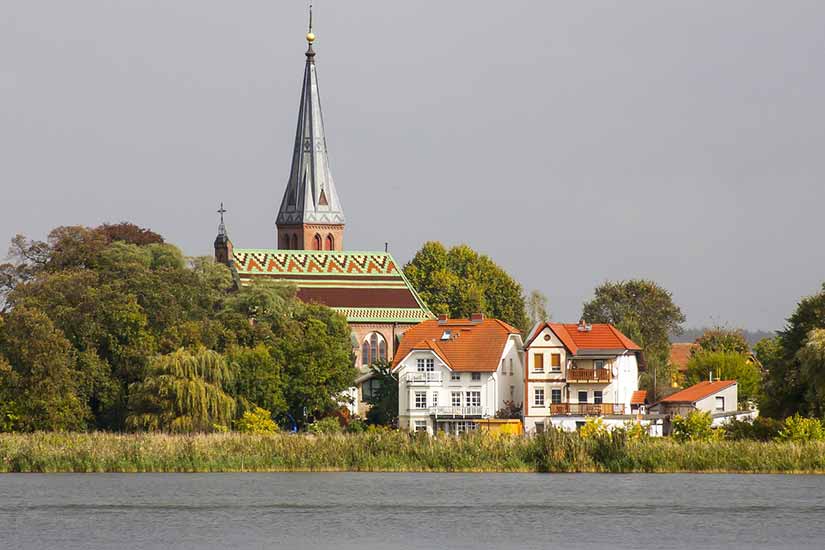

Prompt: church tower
[{"left": 276, "top": 14, "right": 345, "bottom": 251}]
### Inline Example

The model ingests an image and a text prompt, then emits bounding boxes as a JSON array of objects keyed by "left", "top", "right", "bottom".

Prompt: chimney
[
  {"left": 470, "top": 313, "right": 484, "bottom": 323},
  {"left": 577, "top": 319, "right": 592, "bottom": 332},
  {"left": 437, "top": 314, "right": 448, "bottom": 325}
]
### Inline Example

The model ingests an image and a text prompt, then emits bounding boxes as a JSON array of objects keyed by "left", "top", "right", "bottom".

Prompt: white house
[
  {"left": 523, "top": 321, "right": 643, "bottom": 433},
  {"left": 391, "top": 314, "right": 524, "bottom": 435},
  {"left": 650, "top": 380, "right": 754, "bottom": 433}
]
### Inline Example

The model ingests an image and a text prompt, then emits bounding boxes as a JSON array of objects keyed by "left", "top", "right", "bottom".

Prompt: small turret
[{"left": 214, "top": 202, "right": 233, "bottom": 266}]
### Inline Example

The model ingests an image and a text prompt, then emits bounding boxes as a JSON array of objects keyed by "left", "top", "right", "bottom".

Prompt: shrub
[
  {"left": 777, "top": 414, "right": 825, "bottom": 442},
  {"left": 236, "top": 407, "right": 278, "bottom": 434},
  {"left": 308, "top": 416, "right": 343, "bottom": 434},
  {"left": 579, "top": 417, "right": 607, "bottom": 439},
  {"left": 624, "top": 421, "right": 649, "bottom": 441},
  {"left": 724, "top": 417, "right": 785, "bottom": 441},
  {"left": 672, "top": 411, "right": 714, "bottom": 442},
  {"left": 346, "top": 419, "right": 367, "bottom": 434}
]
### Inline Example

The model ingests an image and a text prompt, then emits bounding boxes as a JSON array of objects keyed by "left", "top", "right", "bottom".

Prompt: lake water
[{"left": 1, "top": 473, "right": 824, "bottom": 549}]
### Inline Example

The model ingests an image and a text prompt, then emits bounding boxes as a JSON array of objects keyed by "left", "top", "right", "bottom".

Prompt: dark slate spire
[{"left": 276, "top": 14, "right": 345, "bottom": 228}]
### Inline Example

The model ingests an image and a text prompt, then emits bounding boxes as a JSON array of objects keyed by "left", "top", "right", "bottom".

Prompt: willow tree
[{"left": 126, "top": 348, "right": 235, "bottom": 432}]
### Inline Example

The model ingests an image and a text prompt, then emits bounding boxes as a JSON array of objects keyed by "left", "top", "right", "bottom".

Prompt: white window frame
[
  {"left": 534, "top": 387, "right": 545, "bottom": 407},
  {"left": 715, "top": 396, "right": 725, "bottom": 411},
  {"left": 414, "top": 391, "right": 427, "bottom": 409},
  {"left": 551, "top": 388, "right": 562, "bottom": 404},
  {"left": 509, "top": 358, "right": 514, "bottom": 376},
  {"left": 451, "top": 391, "right": 462, "bottom": 407},
  {"left": 471, "top": 372, "right": 481, "bottom": 381},
  {"left": 594, "top": 359, "right": 606, "bottom": 370},
  {"left": 414, "top": 420, "right": 427, "bottom": 433},
  {"left": 594, "top": 390, "right": 603, "bottom": 404},
  {"left": 450, "top": 371, "right": 461, "bottom": 381},
  {"left": 432, "top": 391, "right": 439, "bottom": 408},
  {"left": 417, "top": 358, "right": 435, "bottom": 372},
  {"left": 466, "top": 391, "right": 481, "bottom": 407}
]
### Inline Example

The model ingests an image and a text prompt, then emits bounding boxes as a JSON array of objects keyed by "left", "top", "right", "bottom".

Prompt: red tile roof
[
  {"left": 659, "top": 380, "right": 736, "bottom": 403},
  {"left": 525, "top": 322, "right": 641, "bottom": 354},
  {"left": 392, "top": 317, "right": 520, "bottom": 372},
  {"left": 669, "top": 342, "right": 698, "bottom": 373},
  {"left": 630, "top": 390, "right": 648, "bottom": 405}
]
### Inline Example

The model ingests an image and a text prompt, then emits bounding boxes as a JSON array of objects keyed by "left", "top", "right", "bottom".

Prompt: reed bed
[{"left": 2, "top": 431, "right": 824, "bottom": 473}]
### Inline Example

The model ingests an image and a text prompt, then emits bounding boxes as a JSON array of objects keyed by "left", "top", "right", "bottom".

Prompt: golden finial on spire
[{"left": 306, "top": 2, "right": 315, "bottom": 43}]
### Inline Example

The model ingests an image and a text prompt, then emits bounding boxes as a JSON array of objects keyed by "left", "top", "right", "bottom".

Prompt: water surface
[{"left": 1, "top": 473, "right": 823, "bottom": 549}]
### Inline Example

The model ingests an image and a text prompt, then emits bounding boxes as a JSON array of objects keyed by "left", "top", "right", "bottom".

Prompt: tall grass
[{"left": 2, "top": 431, "right": 825, "bottom": 473}]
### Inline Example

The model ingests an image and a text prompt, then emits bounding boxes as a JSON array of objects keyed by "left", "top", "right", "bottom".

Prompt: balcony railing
[
  {"left": 405, "top": 372, "right": 442, "bottom": 384},
  {"left": 548, "top": 403, "right": 625, "bottom": 416},
  {"left": 429, "top": 406, "right": 488, "bottom": 417},
  {"left": 566, "top": 368, "right": 612, "bottom": 383}
]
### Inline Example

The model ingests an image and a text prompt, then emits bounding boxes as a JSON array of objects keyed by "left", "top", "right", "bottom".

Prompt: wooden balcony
[
  {"left": 566, "top": 368, "right": 612, "bottom": 383},
  {"left": 548, "top": 403, "right": 625, "bottom": 416}
]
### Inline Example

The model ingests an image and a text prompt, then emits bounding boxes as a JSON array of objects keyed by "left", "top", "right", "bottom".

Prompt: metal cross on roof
[{"left": 217, "top": 202, "right": 227, "bottom": 224}]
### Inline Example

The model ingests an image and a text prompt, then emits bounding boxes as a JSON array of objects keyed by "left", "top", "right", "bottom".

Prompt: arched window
[
  {"left": 290, "top": 234, "right": 298, "bottom": 250},
  {"left": 361, "top": 341, "right": 370, "bottom": 366},
  {"left": 282, "top": 234, "right": 291, "bottom": 250},
  {"left": 313, "top": 234, "right": 322, "bottom": 250},
  {"left": 325, "top": 234, "right": 334, "bottom": 250},
  {"left": 362, "top": 332, "right": 388, "bottom": 366}
]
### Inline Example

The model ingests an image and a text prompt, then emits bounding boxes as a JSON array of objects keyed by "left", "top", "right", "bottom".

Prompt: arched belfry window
[
  {"left": 282, "top": 234, "right": 291, "bottom": 250},
  {"left": 362, "top": 332, "right": 388, "bottom": 366},
  {"left": 290, "top": 234, "right": 298, "bottom": 250},
  {"left": 326, "top": 234, "right": 334, "bottom": 250},
  {"left": 313, "top": 234, "right": 322, "bottom": 251}
]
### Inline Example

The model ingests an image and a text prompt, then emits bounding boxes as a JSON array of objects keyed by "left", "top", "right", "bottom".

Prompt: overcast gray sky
[{"left": 2, "top": 1, "right": 824, "bottom": 332}]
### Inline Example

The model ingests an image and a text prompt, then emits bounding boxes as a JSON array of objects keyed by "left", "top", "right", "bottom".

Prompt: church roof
[
  {"left": 276, "top": 30, "right": 344, "bottom": 227},
  {"left": 231, "top": 249, "right": 433, "bottom": 324}
]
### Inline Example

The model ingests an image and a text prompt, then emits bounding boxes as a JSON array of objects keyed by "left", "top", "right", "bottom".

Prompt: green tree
[
  {"left": 0, "top": 307, "right": 89, "bottom": 431},
  {"left": 582, "top": 279, "right": 685, "bottom": 399},
  {"left": 404, "top": 242, "right": 529, "bottom": 330},
  {"left": 762, "top": 283, "right": 825, "bottom": 418},
  {"left": 274, "top": 304, "right": 357, "bottom": 428},
  {"left": 797, "top": 329, "right": 825, "bottom": 416},
  {"left": 695, "top": 327, "right": 750, "bottom": 355},
  {"left": 685, "top": 351, "right": 762, "bottom": 405},
  {"left": 126, "top": 348, "right": 236, "bottom": 432},
  {"left": 526, "top": 289, "right": 550, "bottom": 325},
  {"left": 228, "top": 345, "right": 287, "bottom": 418},
  {"left": 364, "top": 360, "right": 398, "bottom": 426},
  {"left": 672, "top": 411, "right": 715, "bottom": 442}
]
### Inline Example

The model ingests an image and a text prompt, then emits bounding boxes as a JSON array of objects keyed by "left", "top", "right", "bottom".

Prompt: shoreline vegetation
[{"left": 2, "top": 431, "right": 825, "bottom": 474}]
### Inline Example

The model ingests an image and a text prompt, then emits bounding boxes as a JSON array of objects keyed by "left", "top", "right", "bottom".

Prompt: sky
[{"left": 2, "top": 1, "right": 824, "bottom": 332}]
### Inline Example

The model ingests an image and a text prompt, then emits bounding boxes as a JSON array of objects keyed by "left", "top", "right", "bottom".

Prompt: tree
[
  {"left": 526, "top": 290, "right": 550, "bottom": 325},
  {"left": 582, "top": 280, "right": 685, "bottom": 400},
  {"left": 274, "top": 304, "right": 357, "bottom": 428},
  {"left": 694, "top": 327, "right": 750, "bottom": 355},
  {"left": 685, "top": 351, "right": 762, "bottom": 405},
  {"left": 95, "top": 222, "right": 164, "bottom": 246},
  {"left": 797, "top": 329, "right": 825, "bottom": 416},
  {"left": 228, "top": 345, "right": 287, "bottom": 419},
  {"left": 404, "top": 242, "right": 530, "bottom": 331},
  {"left": 126, "top": 348, "right": 236, "bottom": 432},
  {"left": 762, "top": 283, "right": 825, "bottom": 418},
  {"left": 364, "top": 360, "right": 398, "bottom": 426},
  {"left": 0, "top": 307, "right": 89, "bottom": 431}
]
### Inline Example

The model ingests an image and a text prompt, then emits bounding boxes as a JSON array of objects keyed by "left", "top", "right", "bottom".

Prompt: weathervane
[{"left": 306, "top": 1, "right": 316, "bottom": 44}]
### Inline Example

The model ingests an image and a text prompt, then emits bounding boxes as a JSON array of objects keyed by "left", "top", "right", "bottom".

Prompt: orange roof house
[
  {"left": 658, "top": 380, "right": 737, "bottom": 404},
  {"left": 669, "top": 342, "right": 699, "bottom": 373},
  {"left": 391, "top": 314, "right": 521, "bottom": 373},
  {"left": 524, "top": 321, "right": 642, "bottom": 355}
]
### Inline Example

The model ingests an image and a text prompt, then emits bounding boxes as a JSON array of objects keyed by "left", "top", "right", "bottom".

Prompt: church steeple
[{"left": 276, "top": 9, "right": 345, "bottom": 251}]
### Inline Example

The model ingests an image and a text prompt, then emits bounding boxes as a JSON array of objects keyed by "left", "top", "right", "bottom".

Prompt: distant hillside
[{"left": 671, "top": 327, "right": 776, "bottom": 347}]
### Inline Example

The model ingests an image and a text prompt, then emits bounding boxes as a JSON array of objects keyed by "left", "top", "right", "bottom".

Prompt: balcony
[
  {"left": 548, "top": 403, "right": 625, "bottom": 416},
  {"left": 405, "top": 372, "right": 443, "bottom": 384},
  {"left": 566, "top": 368, "right": 612, "bottom": 383},
  {"left": 429, "top": 406, "right": 489, "bottom": 418}
]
